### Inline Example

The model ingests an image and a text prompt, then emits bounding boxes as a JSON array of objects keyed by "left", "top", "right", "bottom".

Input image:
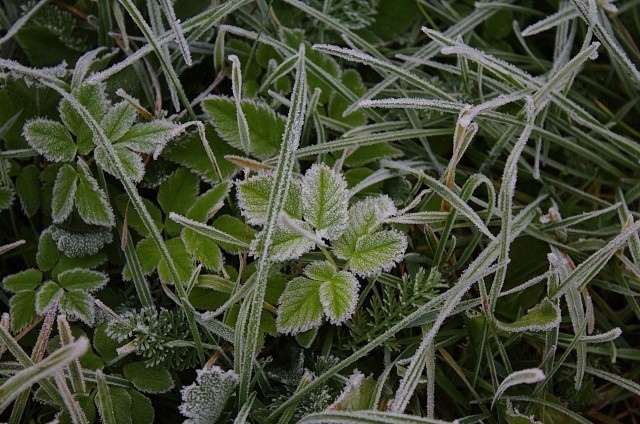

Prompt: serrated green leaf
[
  {"left": 58, "top": 268, "right": 108, "bottom": 292},
  {"left": 182, "top": 228, "right": 224, "bottom": 271},
  {"left": 319, "top": 270, "right": 359, "bottom": 325},
  {"left": 9, "top": 291, "right": 37, "bottom": 332},
  {"left": 2, "top": 268, "right": 42, "bottom": 293},
  {"left": 277, "top": 277, "right": 323, "bottom": 334},
  {"left": 60, "top": 291, "right": 95, "bottom": 325},
  {"left": 301, "top": 163, "right": 348, "bottom": 239},
  {"left": 0, "top": 186, "right": 14, "bottom": 210},
  {"left": 202, "top": 96, "right": 286, "bottom": 159},
  {"left": 340, "top": 230, "right": 407, "bottom": 277},
  {"left": 37, "top": 230, "right": 60, "bottom": 271},
  {"left": 115, "top": 194, "right": 163, "bottom": 238},
  {"left": 304, "top": 260, "right": 337, "bottom": 281},
  {"left": 330, "top": 371, "right": 377, "bottom": 411},
  {"left": 250, "top": 222, "right": 315, "bottom": 262},
  {"left": 123, "top": 362, "right": 174, "bottom": 394},
  {"left": 102, "top": 101, "right": 137, "bottom": 141},
  {"left": 75, "top": 160, "right": 115, "bottom": 227},
  {"left": 59, "top": 83, "right": 106, "bottom": 154},
  {"left": 158, "top": 168, "right": 199, "bottom": 236},
  {"left": 179, "top": 366, "right": 238, "bottom": 424},
  {"left": 16, "top": 164, "right": 42, "bottom": 216},
  {"left": 157, "top": 237, "right": 193, "bottom": 285},
  {"left": 51, "top": 164, "right": 78, "bottom": 223},
  {"left": 35, "top": 280, "right": 63, "bottom": 314},
  {"left": 23, "top": 119, "right": 76, "bottom": 162},
  {"left": 94, "top": 323, "right": 119, "bottom": 362},
  {"left": 109, "top": 387, "right": 133, "bottom": 424},
  {"left": 117, "top": 120, "right": 177, "bottom": 154},
  {"left": 95, "top": 144, "right": 145, "bottom": 183},
  {"left": 332, "top": 195, "right": 398, "bottom": 261},
  {"left": 237, "top": 173, "right": 302, "bottom": 225}
]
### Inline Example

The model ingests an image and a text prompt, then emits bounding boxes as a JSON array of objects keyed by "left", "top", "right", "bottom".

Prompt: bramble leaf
[
  {"left": 250, "top": 222, "right": 315, "bottom": 262},
  {"left": 59, "top": 83, "right": 107, "bottom": 154},
  {"left": 301, "top": 163, "right": 349, "bottom": 240},
  {"left": 158, "top": 168, "right": 199, "bottom": 236},
  {"left": 117, "top": 120, "right": 178, "bottom": 154},
  {"left": 237, "top": 172, "right": 303, "bottom": 225},
  {"left": 9, "top": 291, "right": 37, "bottom": 332},
  {"left": 23, "top": 119, "right": 76, "bottom": 162},
  {"left": 59, "top": 290, "right": 95, "bottom": 325},
  {"left": 179, "top": 366, "right": 239, "bottom": 424},
  {"left": 276, "top": 277, "right": 323, "bottom": 334},
  {"left": 101, "top": 101, "right": 137, "bottom": 141},
  {"left": 57, "top": 268, "right": 108, "bottom": 292},
  {"left": 35, "top": 280, "right": 63, "bottom": 314},
  {"left": 318, "top": 269, "right": 359, "bottom": 325},
  {"left": 202, "top": 96, "right": 286, "bottom": 159},
  {"left": 340, "top": 230, "right": 407, "bottom": 277},
  {"left": 16, "top": 164, "right": 42, "bottom": 217},
  {"left": 75, "top": 160, "right": 115, "bottom": 227},
  {"left": 2, "top": 268, "right": 42, "bottom": 293},
  {"left": 51, "top": 164, "right": 78, "bottom": 223}
]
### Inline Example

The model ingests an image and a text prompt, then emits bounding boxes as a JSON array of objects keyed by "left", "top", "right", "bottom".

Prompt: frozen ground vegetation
[{"left": 0, "top": 0, "right": 639, "bottom": 423}]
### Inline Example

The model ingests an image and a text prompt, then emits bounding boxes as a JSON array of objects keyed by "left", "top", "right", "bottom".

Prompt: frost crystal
[{"left": 179, "top": 366, "right": 239, "bottom": 424}]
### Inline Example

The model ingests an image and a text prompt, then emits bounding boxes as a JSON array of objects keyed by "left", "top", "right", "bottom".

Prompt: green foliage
[{"left": 0, "top": 0, "right": 639, "bottom": 422}]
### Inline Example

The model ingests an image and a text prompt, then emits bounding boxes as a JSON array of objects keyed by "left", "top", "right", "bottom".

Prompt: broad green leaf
[
  {"left": 16, "top": 164, "right": 42, "bottom": 216},
  {"left": 157, "top": 237, "right": 194, "bottom": 285},
  {"left": 123, "top": 362, "right": 174, "bottom": 394},
  {"left": 95, "top": 144, "right": 145, "bottom": 183},
  {"left": 2, "top": 268, "right": 42, "bottom": 293},
  {"left": 340, "top": 230, "right": 407, "bottom": 277},
  {"left": 58, "top": 268, "right": 108, "bottom": 292},
  {"left": 182, "top": 229, "right": 224, "bottom": 271},
  {"left": 212, "top": 215, "right": 256, "bottom": 254},
  {"left": 304, "top": 260, "right": 337, "bottom": 282},
  {"left": 0, "top": 186, "right": 14, "bottom": 210},
  {"left": 60, "top": 290, "right": 95, "bottom": 325},
  {"left": 332, "top": 195, "right": 397, "bottom": 259},
  {"left": 158, "top": 168, "right": 199, "bottom": 236},
  {"left": 319, "top": 270, "right": 359, "bottom": 324},
  {"left": 179, "top": 366, "right": 238, "bottom": 424},
  {"left": 35, "top": 281, "right": 64, "bottom": 314},
  {"left": 117, "top": 120, "right": 177, "bottom": 154},
  {"left": 59, "top": 83, "right": 107, "bottom": 154},
  {"left": 51, "top": 164, "right": 78, "bottom": 223},
  {"left": 9, "top": 291, "right": 37, "bottom": 332},
  {"left": 329, "top": 69, "right": 367, "bottom": 127},
  {"left": 164, "top": 125, "right": 240, "bottom": 183},
  {"left": 37, "top": 230, "right": 60, "bottom": 271},
  {"left": 277, "top": 277, "right": 323, "bottom": 334},
  {"left": 109, "top": 387, "right": 133, "bottom": 424},
  {"left": 496, "top": 298, "right": 561, "bottom": 333},
  {"left": 186, "top": 183, "right": 230, "bottom": 222},
  {"left": 102, "top": 101, "right": 137, "bottom": 141},
  {"left": 202, "top": 96, "right": 286, "bottom": 159},
  {"left": 129, "top": 390, "right": 154, "bottom": 424},
  {"left": 75, "top": 160, "right": 115, "bottom": 227},
  {"left": 128, "top": 237, "right": 161, "bottom": 278},
  {"left": 329, "top": 370, "right": 377, "bottom": 411},
  {"left": 23, "top": 119, "right": 76, "bottom": 162},
  {"left": 237, "top": 172, "right": 303, "bottom": 225},
  {"left": 250, "top": 223, "right": 315, "bottom": 262},
  {"left": 301, "top": 163, "right": 349, "bottom": 239}
]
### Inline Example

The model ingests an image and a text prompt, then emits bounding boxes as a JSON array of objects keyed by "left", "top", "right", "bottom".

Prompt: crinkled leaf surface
[
  {"left": 277, "top": 277, "right": 323, "bottom": 335},
  {"left": 51, "top": 164, "right": 78, "bottom": 223},
  {"left": 75, "top": 160, "right": 115, "bottom": 227},
  {"left": 237, "top": 172, "right": 302, "bottom": 225},
  {"left": 179, "top": 366, "right": 239, "bottom": 424},
  {"left": 301, "top": 163, "right": 349, "bottom": 239},
  {"left": 23, "top": 119, "right": 76, "bottom": 162}
]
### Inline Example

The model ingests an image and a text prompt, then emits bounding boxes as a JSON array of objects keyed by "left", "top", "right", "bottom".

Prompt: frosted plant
[
  {"left": 237, "top": 163, "right": 407, "bottom": 334},
  {"left": 179, "top": 365, "right": 239, "bottom": 424}
]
